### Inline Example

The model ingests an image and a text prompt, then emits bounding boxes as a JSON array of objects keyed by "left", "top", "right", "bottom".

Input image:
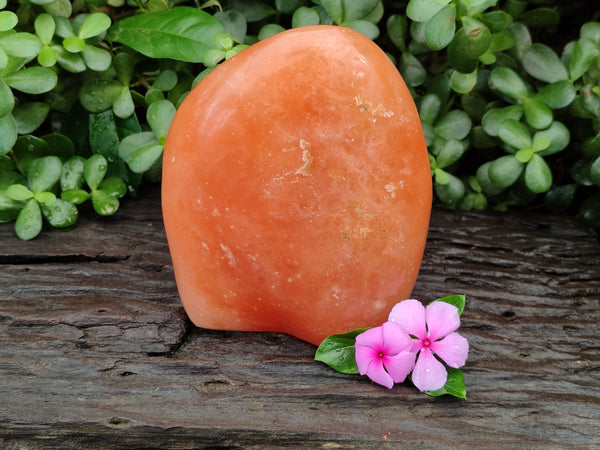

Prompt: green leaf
[
  {"left": 61, "top": 189, "right": 89, "bottom": 204},
  {"left": 113, "top": 87, "right": 135, "bottom": 119},
  {"left": 0, "top": 11, "right": 18, "bottom": 32},
  {"left": 291, "top": 6, "right": 321, "bottom": 28},
  {"left": 34, "top": 191, "right": 56, "bottom": 206},
  {"left": 386, "top": 14, "right": 408, "bottom": 51},
  {"left": 400, "top": 52, "right": 426, "bottom": 87},
  {"left": 84, "top": 154, "right": 108, "bottom": 190},
  {"left": 89, "top": 110, "right": 119, "bottom": 162},
  {"left": 3, "top": 67, "right": 57, "bottom": 94},
  {"left": 214, "top": 10, "right": 246, "bottom": 43},
  {"left": 228, "top": 0, "right": 276, "bottom": 22},
  {"left": 450, "top": 69, "right": 477, "bottom": 94},
  {"left": 591, "top": 157, "right": 600, "bottom": 186},
  {"left": 91, "top": 188, "right": 120, "bottom": 215},
  {"left": 522, "top": 43, "right": 568, "bottom": 83},
  {"left": 0, "top": 31, "right": 41, "bottom": 58},
  {"left": 0, "top": 78, "right": 14, "bottom": 118},
  {"left": 27, "top": 156, "right": 62, "bottom": 193},
  {"left": 126, "top": 143, "right": 164, "bottom": 173},
  {"left": 99, "top": 177, "right": 127, "bottom": 198},
  {"left": 107, "top": 6, "right": 225, "bottom": 63},
  {"left": 535, "top": 121, "right": 570, "bottom": 156},
  {"left": 407, "top": 0, "right": 451, "bottom": 22},
  {"left": 54, "top": 45, "right": 86, "bottom": 72},
  {"left": 13, "top": 102, "right": 50, "bottom": 134},
  {"left": 447, "top": 28, "right": 479, "bottom": 73},
  {"left": 481, "top": 105, "right": 523, "bottom": 137},
  {"left": 569, "top": 38, "right": 600, "bottom": 81},
  {"left": 61, "top": 156, "right": 86, "bottom": 190},
  {"left": 434, "top": 172, "right": 465, "bottom": 206},
  {"left": 488, "top": 154, "right": 523, "bottom": 188},
  {"left": 63, "top": 35, "right": 86, "bottom": 52},
  {"left": 424, "top": 4, "right": 455, "bottom": 51},
  {"left": 41, "top": 198, "right": 78, "bottom": 228},
  {"left": 34, "top": 13, "right": 55, "bottom": 45},
  {"left": 523, "top": 98, "right": 552, "bottom": 130},
  {"left": 433, "top": 294, "right": 465, "bottom": 315},
  {"left": 81, "top": 45, "right": 112, "bottom": 71},
  {"left": 435, "top": 110, "right": 471, "bottom": 141},
  {"left": 520, "top": 7, "right": 559, "bottom": 29},
  {"left": 436, "top": 139, "right": 467, "bottom": 168},
  {"left": 258, "top": 23, "right": 285, "bottom": 40},
  {"left": 118, "top": 131, "right": 158, "bottom": 161},
  {"left": 525, "top": 154, "right": 552, "bottom": 193},
  {"left": 0, "top": 112, "right": 17, "bottom": 155},
  {"left": 488, "top": 66, "right": 529, "bottom": 101},
  {"left": 343, "top": 20, "right": 379, "bottom": 41},
  {"left": 418, "top": 93, "right": 441, "bottom": 124},
  {"left": 544, "top": 184, "right": 576, "bottom": 213},
  {"left": 314, "top": 328, "right": 369, "bottom": 374},
  {"left": 15, "top": 198, "right": 42, "bottom": 240},
  {"left": 425, "top": 368, "right": 466, "bottom": 398},
  {"left": 498, "top": 118, "right": 531, "bottom": 150},
  {"left": 78, "top": 12, "right": 111, "bottom": 40},
  {"left": 7, "top": 184, "right": 33, "bottom": 201},
  {"left": 581, "top": 22, "right": 600, "bottom": 46},
  {"left": 461, "top": 17, "right": 492, "bottom": 59},
  {"left": 147, "top": 99, "right": 176, "bottom": 140},
  {"left": 534, "top": 81, "right": 576, "bottom": 110},
  {"left": 476, "top": 161, "right": 504, "bottom": 195},
  {"left": 42, "top": 133, "right": 75, "bottom": 160}
]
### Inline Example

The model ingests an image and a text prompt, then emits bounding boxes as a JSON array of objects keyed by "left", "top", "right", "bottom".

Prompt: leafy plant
[{"left": 0, "top": 0, "right": 599, "bottom": 240}]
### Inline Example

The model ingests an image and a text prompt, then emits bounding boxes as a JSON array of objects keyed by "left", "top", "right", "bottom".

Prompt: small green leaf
[
  {"left": 447, "top": 28, "right": 479, "bottom": 73},
  {"left": 34, "top": 13, "right": 55, "bottom": 44},
  {"left": 425, "top": 368, "right": 466, "bottom": 398},
  {"left": 78, "top": 12, "right": 111, "bottom": 40},
  {"left": 27, "top": 156, "right": 62, "bottom": 193},
  {"left": 99, "top": 177, "right": 127, "bottom": 198},
  {"left": 343, "top": 20, "right": 380, "bottom": 41},
  {"left": 81, "top": 45, "right": 112, "bottom": 71},
  {"left": 7, "top": 184, "right": 33, "bottom": 201},
  {"left": 0, "top": 112, "right": 17, "bottom": 155},
  {"left": 535, "top": 121, "right": 570, "bottom": 156},
  {"left": 61, "top": 189, "right": 89, "bottom": 204},
  {"left": 89, "top": 110, "right": 119, "bottom": 163},
  {"left": 434, "top": 172, "right": 465, "bottom": 206},
  {"left": 488, "top": 66, "right": 529, "bottom": 101},
  {"left": 434, "top": 167, "right": 450, "bottom": 185},
  {"left": 147, "top": 99, "right": 176, "bottom": 140},
  {"left": 590, "top": 157, "right": 600, "bottom": 186},
  {"left": 0, "top": 78, "right": 15, "bottom": 118},
  {"left": 400, "top": 52, "right": 426, "bottom": 87},
  {"left": 13, "top": 102, "right": 50, "bottom": 135},
  {"left": 91, "top": 188, "right": 120, "bottom": 215},
  {"left": 315, "top": 328, "right": 370, "bottom": 374},
  {"left": 84, "top": 154, "right": 108, "bottom": 190},
  {"left": 63, "top": 35, "right": 86, "bottom": 52},
  {"left": 481, "top": 106, "right": 523, "bottom": 137},
  {"left": 15, "top": 198, "right": 42, "bottom": 240},
  {"left": 126, "top": 143, "right": 164, "bottom": 173},
  {"left": 3, "top": 67, "right": 57, "bottom": 94},
  {"left": 418, "top": 93, "right": 442, "bottom": 125},
  {"left": 0, "top": 31, "right": 41, "bottom": 58},
  {"left": 436, "top": 139, "right": 467, "bottom": 168},
  {"left": 41, "top": 198, "right": 78, "bottom": 229},
  {"left": 433, "top": 294, "right": 466, "bottom": 315},
  {"left": 386, "top": 14, "right": 408, "bottom": 51},
  {"left": 569, "top": 38, "right": 600, "bottom": 80},
  {"left": 0, "top": 11, "right": 18, "bottom": 31},
  {"left": 61, "top": 156, "right": 86, "bottom": 191},
  {"left": 54, "top": 45, "right": 86, "bottom": 72},
  {"left": 406, "top": 0, "right": 451, "bottom": 22},
  {"left": 435, "top": 110, "right": 472, "bottom": 141},
  {"left": 534, "top": 81, "right": 576, "bottom": 110},
  {"left": 522, "top": 43, "right": 568, "bottom": 83},
  {"left": 291, "top": 6, "right": 321, "bottom": 28},
  {"left": 497, "top": 118, "right": 531, "bottom": 150},
  {"left": 34, "top": 191, "right": 56, "bottom": 206},
  {"left": 424, "top": 4, "right": 455, "bottom": 51},
  {"left": 258, "top": 23, "right": 285, "bottom": 40},
  {"left": 525, "top": 154, "right": 552, "bottom": 193},
  {"left": 450, "top": 69, "right": 477, "bottom": 94},
  {"left": 488, "top": 154, "right": 523, "bottom": 188},
  {"left": 523, "top": 98, "right": 553, "bottom": 130}
]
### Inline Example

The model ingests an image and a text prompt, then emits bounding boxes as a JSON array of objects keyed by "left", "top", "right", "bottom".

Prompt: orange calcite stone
[{"left": 162, "top": 25, "right": 432, "bottom": 345}]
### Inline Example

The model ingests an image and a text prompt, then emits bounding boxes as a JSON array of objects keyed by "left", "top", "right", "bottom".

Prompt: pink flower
[
  {"left": 355, "top": 321, "right": 416, "bottom": 389},
  {"left": 388, "top": 299, "right": 469, "bottom": 392}
]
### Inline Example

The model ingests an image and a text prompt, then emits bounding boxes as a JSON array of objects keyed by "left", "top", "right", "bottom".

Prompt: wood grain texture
[{"left": 1, "top": 185, "right": 599, "bottom": 449}]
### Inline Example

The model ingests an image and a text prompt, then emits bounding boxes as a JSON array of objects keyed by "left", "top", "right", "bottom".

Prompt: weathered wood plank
[{"left": 1, "top": 185, "right": 599, "bottom": 448}]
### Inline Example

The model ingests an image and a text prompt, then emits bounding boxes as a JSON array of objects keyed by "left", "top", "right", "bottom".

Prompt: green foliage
[{"left": 0, "top": 0, "right": 599, "bottom": 240}]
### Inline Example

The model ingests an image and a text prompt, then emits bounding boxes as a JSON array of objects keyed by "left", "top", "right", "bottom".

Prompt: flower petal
[
  {"left": 383, "top": 350, "right": 416, "bottom": 383},
  {"left": 430, "top": 332, "right": 469, "bottom": 368},
  {"left": 355, "top": 326, "right": 383, "bottom": 375},
  {"left": 425, "top": 301, "right": 460, "bottom": 341},
  {"left": 381, "top": 321, "right": 414, "bottom": 355},
  {"left": 388, "top": 299, "right": 427, "bottom": 339},
  {"left": 365, "top": 358, "right": 395, "bottom": 389},
  {"left": 411, "top": 347, "right": 447, "bottom": 392}
]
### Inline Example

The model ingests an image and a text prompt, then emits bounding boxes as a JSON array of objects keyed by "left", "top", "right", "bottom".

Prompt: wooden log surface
[{"left": 1, "top": 185, "right": 599, "bottom": 449}]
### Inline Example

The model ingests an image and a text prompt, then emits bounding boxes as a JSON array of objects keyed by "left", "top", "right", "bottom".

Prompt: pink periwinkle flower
[
  {"left": 354, "top": 321, "right": 416, "bottom": 389},
  {"left": 388, "top": 299, "right": 469, "bottom": 392}
]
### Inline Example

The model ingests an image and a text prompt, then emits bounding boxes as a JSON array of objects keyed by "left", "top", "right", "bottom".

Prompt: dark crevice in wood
[{"left": 0, "top": 254, "right": 130, "bottom": 265}]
